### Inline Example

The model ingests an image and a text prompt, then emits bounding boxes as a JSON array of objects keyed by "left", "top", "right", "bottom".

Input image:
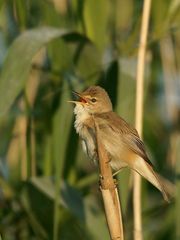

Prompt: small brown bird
[{"left": 69, "top": 86, "right": 169, "bottom": 201}]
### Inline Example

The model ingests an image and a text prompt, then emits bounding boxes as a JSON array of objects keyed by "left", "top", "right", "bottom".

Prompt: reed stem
[{"left": 134, "top": 0, "right": 152, "bottom": 239}]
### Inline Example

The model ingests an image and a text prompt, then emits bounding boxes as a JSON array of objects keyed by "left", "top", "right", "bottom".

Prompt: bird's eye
[{"left": 91, "top": 98, "right": 97, "bottom": 103}]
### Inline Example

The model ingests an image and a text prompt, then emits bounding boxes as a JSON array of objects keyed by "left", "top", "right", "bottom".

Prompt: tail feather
[{"left": 133, "top": 157, "right": 169, "bottom": 202}]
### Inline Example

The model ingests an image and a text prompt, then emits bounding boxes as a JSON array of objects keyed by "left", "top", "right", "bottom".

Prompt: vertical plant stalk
[
  {"left": 53, "top": 83, "right": 72, "bottom": 240},
  {"left": 134, "top": 0, "right": 151, "bottom": 240},
  {"left": 160, "top": 36, "right": 177, "bottom": 125},
  {"left": 160, "top": 36, "right": 178, "bottom": 167},
  {"left": 7, "top": 50, "right": 44, "bottom": 180},
  {"left": 30, "top": 119, "right": 36, "bottom": 176},
  {"left": 94, "top": 120, "right": 124, "bottom": 240},
  {"left": 175, "top": 135, "right": 180, "bottom": 239}
]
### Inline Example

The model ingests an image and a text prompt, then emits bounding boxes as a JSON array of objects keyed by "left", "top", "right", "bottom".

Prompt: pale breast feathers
[{"left": 74, "top": 104, "right": 97, "bottom": 161}]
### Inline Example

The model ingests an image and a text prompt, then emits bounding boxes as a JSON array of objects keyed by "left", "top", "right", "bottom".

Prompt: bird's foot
[{"left": 112, "top": 168, "right": 124, "bottom": 177}]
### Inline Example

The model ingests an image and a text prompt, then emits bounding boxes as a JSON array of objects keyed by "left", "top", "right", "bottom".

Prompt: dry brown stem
[
  {"left": 134, "top": 0, "right": 152, "bottom": 239},
  {"left": 94, "top": 120, "right": 124, "bottom": 240}
]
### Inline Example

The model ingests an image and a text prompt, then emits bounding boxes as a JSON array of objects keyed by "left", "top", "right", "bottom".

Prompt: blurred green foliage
[{"left": 0, "top": 0, "right": 179, "bottom": 239}]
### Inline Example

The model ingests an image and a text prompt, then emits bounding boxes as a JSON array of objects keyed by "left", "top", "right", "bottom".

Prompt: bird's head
[{"left": 69, "top": 86, "right": 112, "bottom": 114}]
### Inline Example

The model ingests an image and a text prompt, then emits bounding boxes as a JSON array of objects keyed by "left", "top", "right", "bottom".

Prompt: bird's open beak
[{"left": 67, "top": 91, "right": 88, "bottom": 104}]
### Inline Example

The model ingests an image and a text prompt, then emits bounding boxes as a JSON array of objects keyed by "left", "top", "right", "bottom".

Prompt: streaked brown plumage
[{"left": 69, "top": 86, "right": 169, "bottom": 201}]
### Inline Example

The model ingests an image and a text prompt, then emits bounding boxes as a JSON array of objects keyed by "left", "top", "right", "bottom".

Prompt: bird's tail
[{"left": 133, "top": 157, "right": 169, "bottom": 202}]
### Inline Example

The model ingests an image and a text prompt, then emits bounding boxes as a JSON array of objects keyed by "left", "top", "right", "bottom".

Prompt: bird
[{"left": 69, "top": 85, "right": 169, "bottom": 201}]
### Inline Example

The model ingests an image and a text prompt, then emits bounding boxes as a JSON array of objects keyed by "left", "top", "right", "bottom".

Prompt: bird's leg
[
  {"left": 113, "top": 167, "right": 125, "bottom": 177},
  {"left": 113, "top": 168, "right": 127, "bottom": 186}
]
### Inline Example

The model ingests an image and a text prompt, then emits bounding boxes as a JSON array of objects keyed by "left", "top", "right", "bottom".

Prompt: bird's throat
[{"left": 74, "top": 104, "right": 91, "bottom": 134}]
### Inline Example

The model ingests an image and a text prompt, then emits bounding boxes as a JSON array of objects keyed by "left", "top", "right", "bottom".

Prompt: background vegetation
[{"left": 0, "top": 0, "right": 179, "bottom": 239}]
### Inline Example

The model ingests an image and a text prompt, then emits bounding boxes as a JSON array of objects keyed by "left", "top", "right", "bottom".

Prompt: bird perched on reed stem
[{"left": 69, "top": 86, "right": 169, "bottom": 201}]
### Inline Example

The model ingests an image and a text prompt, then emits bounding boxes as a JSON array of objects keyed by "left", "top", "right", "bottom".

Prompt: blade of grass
[
  {"left": 52, "top": 81, "right": 73, "bottom": 240},
  {"left": 0, "top": 27, "right": 89, "bottom": 118}
]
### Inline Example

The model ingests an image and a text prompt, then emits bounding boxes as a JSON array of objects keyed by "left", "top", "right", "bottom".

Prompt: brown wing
[{"left": 94, "top": 111, "right": 153, "bottom": 167}]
